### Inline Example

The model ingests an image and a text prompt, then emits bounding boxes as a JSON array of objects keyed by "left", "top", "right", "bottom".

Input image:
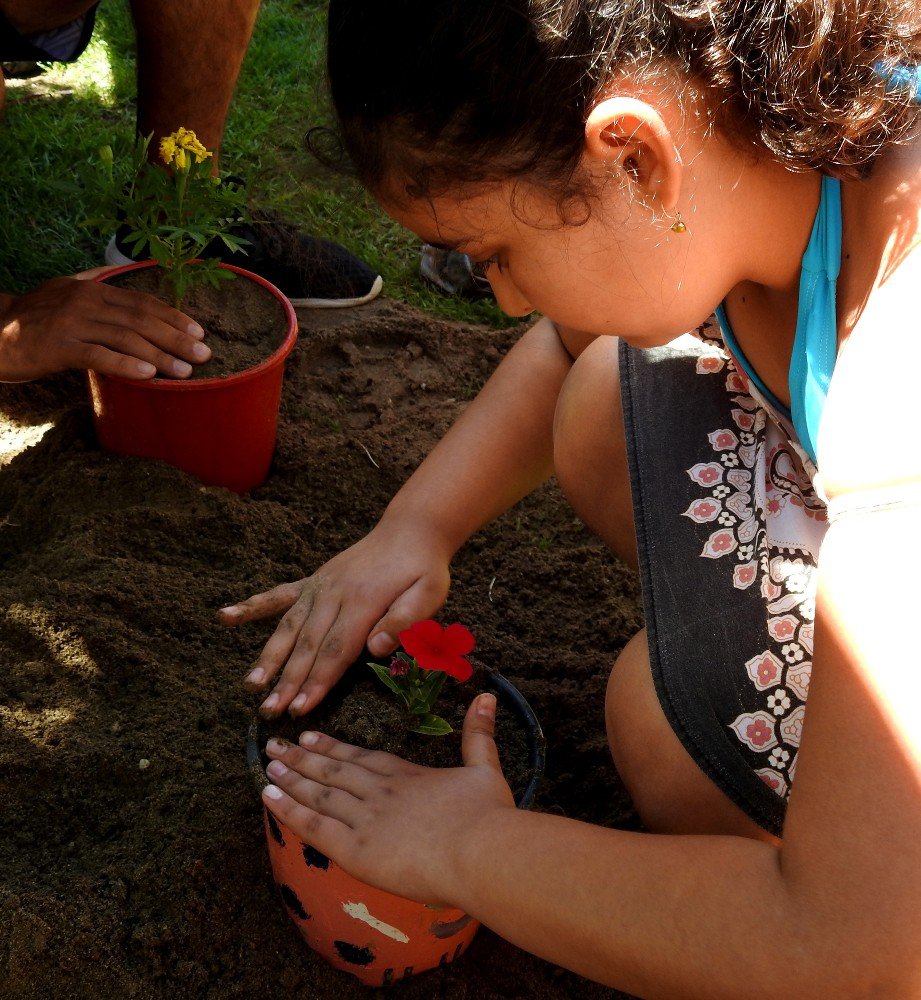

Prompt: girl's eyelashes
[{"left": 470, "top": 254, "right": 501, "bottom": 288}]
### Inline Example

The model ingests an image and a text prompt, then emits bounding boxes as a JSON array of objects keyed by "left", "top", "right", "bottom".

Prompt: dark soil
[
  {"left": 0, "top": 297, "right": 643, "bottom": 1000},
  {"left": 107, "top": 265, "right": 288, "bottom": 379}
]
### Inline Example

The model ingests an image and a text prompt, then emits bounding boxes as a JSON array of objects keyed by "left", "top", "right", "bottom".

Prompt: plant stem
[{"left": 170, "top": 168, "right": 191, "bottom": 309}]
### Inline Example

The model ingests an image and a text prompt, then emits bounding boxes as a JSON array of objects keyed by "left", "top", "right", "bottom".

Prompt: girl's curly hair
[{"left": 325, "top": 0, "right": 921, "bottom": 197}]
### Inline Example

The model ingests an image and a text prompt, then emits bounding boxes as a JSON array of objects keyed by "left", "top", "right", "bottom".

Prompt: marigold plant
[
  {"left": 367, "top": 620, "right": 475, "bottom": 736},
  {"left": 92, "top": 129, "right": 249, "bottom": 308}
]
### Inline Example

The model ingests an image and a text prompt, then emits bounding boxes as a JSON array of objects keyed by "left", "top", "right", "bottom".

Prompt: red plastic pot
[
  {"left": 88, "top": 260, "right": 298, "bottom": 493},
  {"left": 246, "top": 670, "right": 545, "bottom": 986}
]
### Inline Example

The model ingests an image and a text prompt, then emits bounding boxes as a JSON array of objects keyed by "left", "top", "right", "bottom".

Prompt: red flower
[{"left": 398, "top": 620, "right": 475, "bottom": 681}]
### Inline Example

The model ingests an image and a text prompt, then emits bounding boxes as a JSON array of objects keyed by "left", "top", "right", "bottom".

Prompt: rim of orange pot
[
  {"left": 94, "top": 259, "right": 299, "bottom": 391},
  {"left": 245, "top": 667, "right": 547, "bottom": 811}
]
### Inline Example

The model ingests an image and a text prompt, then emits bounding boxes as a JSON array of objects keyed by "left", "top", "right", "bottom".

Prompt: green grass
[{"left": 0, "top": 0, "right": 511, "bottom": 326}]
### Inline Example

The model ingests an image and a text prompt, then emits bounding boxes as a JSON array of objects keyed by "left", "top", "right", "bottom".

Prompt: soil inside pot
[
  {"left": 264, "top": 662, "right": 534, "bottom": 801},
  {"left": 106, "top": 266, "right": 288, "bottom": 380}
]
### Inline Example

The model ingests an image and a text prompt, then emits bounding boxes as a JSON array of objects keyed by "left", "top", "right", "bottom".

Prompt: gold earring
[{"left": 670, "top": 210, "right": 687, "bottom": 234}]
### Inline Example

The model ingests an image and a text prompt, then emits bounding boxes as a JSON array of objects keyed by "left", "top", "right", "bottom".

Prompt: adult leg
[
  {"left": 606, "top": 631, "right": 780, "bottom": 844},
  {"left": 131, "top": 0, "right": 261, "bottom": 160}
]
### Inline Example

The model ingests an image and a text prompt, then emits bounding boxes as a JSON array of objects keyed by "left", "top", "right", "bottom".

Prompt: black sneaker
[
  {"left": 420, "top": 245, "right": 494, "bottom": 300},
  {"left": 1, "top": 61, "right": 45, "bottom": 78},
  {"left": 105, "top": 211, "right": 383, "bottom": 309}
]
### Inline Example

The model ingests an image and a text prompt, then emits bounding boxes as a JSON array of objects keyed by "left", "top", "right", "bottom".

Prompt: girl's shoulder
[{"left": 818, "top": 141, "right": 921, "bottom": 500}]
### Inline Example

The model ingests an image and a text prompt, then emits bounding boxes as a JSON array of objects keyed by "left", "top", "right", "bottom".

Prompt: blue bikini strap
[
  {"left": 877, "top": 62, "right": 921, "bottom": 99},
  {"left": 787, "top": 175, "right": 841, "bottom": 466}
]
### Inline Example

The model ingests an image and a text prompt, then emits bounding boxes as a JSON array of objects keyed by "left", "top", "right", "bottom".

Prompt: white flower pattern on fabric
[
  {"left": 767, "top": 689, "right": 792, "bottom": 715},
  {"left": 683, "top": 324, "right": 828, "bottom": 800}
]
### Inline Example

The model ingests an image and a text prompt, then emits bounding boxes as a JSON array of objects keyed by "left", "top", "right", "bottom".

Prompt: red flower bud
[{"left": 387, "top": 656, "right": 409, "bottom": 678}]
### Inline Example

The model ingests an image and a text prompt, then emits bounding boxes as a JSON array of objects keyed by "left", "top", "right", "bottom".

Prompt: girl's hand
[
  {"left": 0, "top": 272, "right": 210, "bottom": 382},
  {"left": 261, "top": 693, "right": 514, "bottom": 906},
  {"left": 218, "top": 519, "right": 453, "bottom": 717}
]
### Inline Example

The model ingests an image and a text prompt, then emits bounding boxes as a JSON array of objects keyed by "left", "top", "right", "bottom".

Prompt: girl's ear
[{"left": 584, "top": 97, "right": 683, "bottom": 214}]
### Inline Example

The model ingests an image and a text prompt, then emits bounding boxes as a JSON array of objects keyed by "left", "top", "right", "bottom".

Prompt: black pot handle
[{"left": 483, "top": 669, "right": 545, "bottom": 810}]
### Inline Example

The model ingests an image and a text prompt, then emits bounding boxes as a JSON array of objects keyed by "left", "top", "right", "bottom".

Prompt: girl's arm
[
  {"left": 222, "top": 317, "right": 598, "bottom": 715},
  {"left": 379, "top": 316, "right": 592, "bottom": 554},
  {"left": 263, "top": 499, "right": 921, "bottom": 998}
]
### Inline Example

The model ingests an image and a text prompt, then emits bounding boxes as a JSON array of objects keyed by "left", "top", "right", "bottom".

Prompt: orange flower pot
[
  {"left": 246, "top": 671, "right": 545, "bottom": 986},
  {"left": 88, "top": 261, "right": 298, "bottom": 494}
]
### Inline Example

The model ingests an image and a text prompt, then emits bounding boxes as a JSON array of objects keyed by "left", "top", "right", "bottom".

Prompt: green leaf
[
  {"left": 219, "top": 234, "right": 250, "bottom": 254},
  {"left": 368, "top": 662, "right": 410, "bottom": 707},
  {"left": 409, "top": 714, "right": 453, "bottom": 737}
]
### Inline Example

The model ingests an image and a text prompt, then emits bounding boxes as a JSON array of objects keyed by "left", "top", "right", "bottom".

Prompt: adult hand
[
  {"left": 0, "top": 270, "right": 210, "bottom": 382},
  {"left": 261, "top": 692, "right": 515, "bottom": 906},
  {"left": 218, "top": 520, "right": 453, "bottom": 717}
]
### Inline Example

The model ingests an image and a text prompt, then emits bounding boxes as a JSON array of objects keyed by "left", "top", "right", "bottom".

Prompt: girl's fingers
[
  {"left": 261, "top": 597, "right": 343, "bottom": 716},
  {"left": 367, "top": 574, "right": 449, "bottom": 657},
  {"left": 288, "top": 611, "right": 381, "bottom": 716},
  {"left": 243, "top": 588, "right": 318, "bottom": 691},
  {"left": 461, "top": 693, "right": 503, "bottom": 771},
  {"left": 296, "top": 730, "right": 398, "bottom": 776},
  {"left": 265, "top": 737, "right": 378, "bottom": 796},
  {"left": 261, "top": 783, "right": 353, "bottom": 856},
  {"left": 219, "top": 581, "right": 304, "bottom": 626},
  {"left": 264, "top": 731, "right": 397, "bottom": 779},
  {"left": 264, "top": 759, "right": 363, "bottom": 827}
]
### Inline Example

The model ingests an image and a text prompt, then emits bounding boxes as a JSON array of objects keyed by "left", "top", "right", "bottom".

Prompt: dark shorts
[
  {"left": 0, "top": 4, "right": 98, "bottom": 63},
  {"left": 619, "top": 327, "right": 826, "bottom": 837}
]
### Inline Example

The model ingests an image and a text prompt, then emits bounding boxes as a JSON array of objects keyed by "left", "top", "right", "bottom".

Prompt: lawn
[{"left": 0, "top": 0, "right": 509, "bottom": 327}]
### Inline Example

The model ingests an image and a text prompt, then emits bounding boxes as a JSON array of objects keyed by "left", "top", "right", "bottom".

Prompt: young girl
[{"left": 220, "top": 2, "right": 921, "bottom": 994}]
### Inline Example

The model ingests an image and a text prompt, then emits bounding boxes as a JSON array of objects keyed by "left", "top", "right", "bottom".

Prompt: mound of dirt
[{"left": 0, "top": 298, "right": 642, "bottom": 1000}]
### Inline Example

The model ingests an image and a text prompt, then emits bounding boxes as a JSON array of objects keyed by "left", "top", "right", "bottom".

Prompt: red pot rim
[{"left": 94, "top": 260, "right": 299, "bottom": 391}]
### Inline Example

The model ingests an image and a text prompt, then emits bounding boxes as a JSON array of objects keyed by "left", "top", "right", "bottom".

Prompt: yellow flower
[
  {"left": 159, "top": 127, "right": 213, "bottom": 168},
  {"left": 159, "top": 135, "right": 178, "bottom": 166},
  {"left": 175, "top": 127, "right": 212, "bottom": 164}
]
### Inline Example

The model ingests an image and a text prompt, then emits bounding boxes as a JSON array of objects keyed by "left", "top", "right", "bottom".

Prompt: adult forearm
[{"left": 381, "top": 316, "right": 571, "bottom": 555}]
